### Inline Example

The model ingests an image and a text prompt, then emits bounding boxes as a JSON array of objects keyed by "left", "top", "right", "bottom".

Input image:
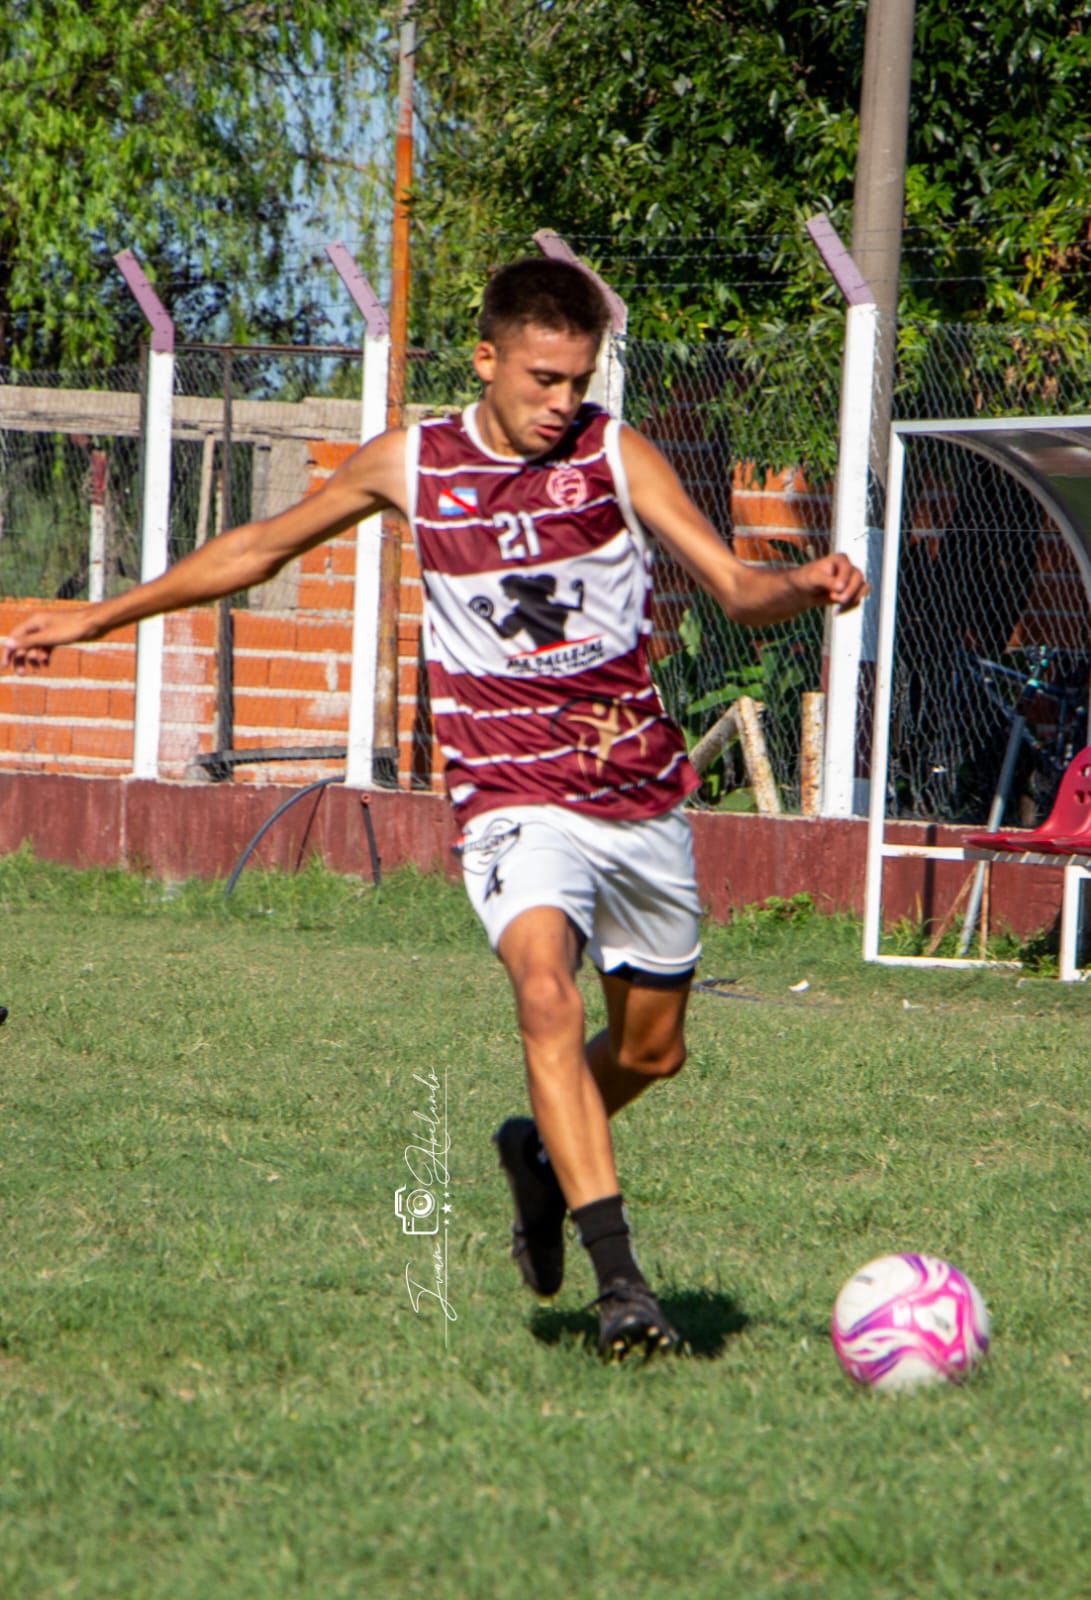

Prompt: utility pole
[{"left": 851, "top": 0, "right": 916, "bottom": 485}]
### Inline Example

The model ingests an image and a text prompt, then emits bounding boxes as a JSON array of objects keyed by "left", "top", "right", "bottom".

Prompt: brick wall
[
  {"left": 0, "top": 617, "right": 136, "bottom": 774},
  {"left": 0, "top": 447, "right": 831, "bottom": 789},
  {"left": 11, "top": 438, "right": 1079, "bottom": 798},
  {"left": 0, "top": 434, "right": 443, "bottom": 791},
  {"left": 0, "top": 600, "right": 358, "bottom": 786},
  {"left": 729, "top": 462, "right": 833, "bottom": 563}
]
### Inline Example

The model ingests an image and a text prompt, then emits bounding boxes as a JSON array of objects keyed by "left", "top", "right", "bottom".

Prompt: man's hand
[
  {"left": 793, "top": 552, "right": 869, "bottom": 614},
  {"left": 2, "top": 608, "right": 97, "bottom": 674}
]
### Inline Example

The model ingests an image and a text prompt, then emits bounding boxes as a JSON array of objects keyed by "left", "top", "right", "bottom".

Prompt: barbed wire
[
  {"left": 2, "top": 221, "right": 1086, "bottom": 276},
  {"left": 2, "top": 221, "right": 1089, "bottom": 356}
]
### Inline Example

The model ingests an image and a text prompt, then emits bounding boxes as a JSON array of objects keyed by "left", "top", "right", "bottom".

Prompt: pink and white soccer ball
[{"left": 831, "top": 1253, "right": 990, "bottom": 1392}]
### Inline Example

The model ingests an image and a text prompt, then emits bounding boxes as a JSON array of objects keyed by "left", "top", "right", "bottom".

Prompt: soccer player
[{"left": 3, "top": 258, "right": 865, "bottom": 1357}]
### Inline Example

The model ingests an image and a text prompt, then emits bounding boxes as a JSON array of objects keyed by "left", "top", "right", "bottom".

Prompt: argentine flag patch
[{"left": 439, "top": 486, "right": 479, "bottom": 517}]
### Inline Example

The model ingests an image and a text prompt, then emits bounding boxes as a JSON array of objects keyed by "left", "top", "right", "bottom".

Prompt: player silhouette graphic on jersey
[{"left": 469, "top": 573, "right": 585, "bottom": 649}]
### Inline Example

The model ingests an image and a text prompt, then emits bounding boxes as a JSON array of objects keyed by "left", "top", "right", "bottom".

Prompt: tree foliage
[
  {"left": 0, "top": 0, "right": 390, "bottom": 366},
  {"left": 408, "top": 0, "right": 1091, "bottom": 339},
  {"left": 4, "top": 2, "right": 1089, "bottom": 367}
]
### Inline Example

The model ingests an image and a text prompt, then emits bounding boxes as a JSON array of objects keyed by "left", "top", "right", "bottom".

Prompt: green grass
[{"left": 1, "top": 851, "right": 1090, "bottom": 1598}]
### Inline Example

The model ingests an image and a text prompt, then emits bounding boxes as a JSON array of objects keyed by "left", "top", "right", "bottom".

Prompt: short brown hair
[{"left": 479, "top": 257, "right": 610, "bottom": 346}]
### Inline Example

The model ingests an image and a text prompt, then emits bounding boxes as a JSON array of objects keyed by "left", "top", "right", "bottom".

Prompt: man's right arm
[{"left": 2, "top": 429, "right": 409, "bottom": 673}]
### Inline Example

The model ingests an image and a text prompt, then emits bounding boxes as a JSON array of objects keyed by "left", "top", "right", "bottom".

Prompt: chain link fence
[
  {"left": 0, "top": 363, "right": 144, "bottom": 599},
  {"left": 887, "top": 434, "right": 1090, "bottom": 827},
  {"left": 622, "top": 329, "right": 840, "bottom": 811},
  {"left": 885, "top": 320, "right": 1091, "bottom": 827},
  {"left": 4, "top": 316, "right": 1091, "bottom": 815},
  {"left": 627, "top": 317, "right": 1091, "bottom": 819},
  {"left": 0, "top": 346, "right": 366, "bottom": 600},
  {"left": 168, "top": 345, "right": 365, "bottom": 588}
]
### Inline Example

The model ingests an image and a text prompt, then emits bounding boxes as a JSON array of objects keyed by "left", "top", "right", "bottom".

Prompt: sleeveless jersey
[{"left": 405, "top": 401, "right": 699, "bottom": 827}]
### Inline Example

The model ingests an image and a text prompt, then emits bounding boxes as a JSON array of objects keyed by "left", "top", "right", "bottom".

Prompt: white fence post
[
  {"left": 806, "top": 215, "right": 881, "bottom": 817},
  {"left": 825, "top": 297, "right": 879, "bottom": 817},
  {"left": 88, "top": 449, "right": 107, "bottom": 603},
  {"left": 863, "top": 427, "right": 907, "bottom": 961},
  {"left": 325, "top": 244, "right": 391, "bottom": 790},
  {"left": 532, "top": 230, "right": 628, "bottom": 416},
  {"left": 115, "top": 250, "right": 174, "bottom": 782}
]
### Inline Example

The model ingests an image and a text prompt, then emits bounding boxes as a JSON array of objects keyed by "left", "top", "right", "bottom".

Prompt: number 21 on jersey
[{"left": 493, "top": 510, "right": 541, "bottom": 561}]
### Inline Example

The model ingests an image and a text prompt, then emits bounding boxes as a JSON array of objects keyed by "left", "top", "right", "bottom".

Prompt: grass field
[{"left": 2, "top": 848, "right": 1090, "bottom": 1598}]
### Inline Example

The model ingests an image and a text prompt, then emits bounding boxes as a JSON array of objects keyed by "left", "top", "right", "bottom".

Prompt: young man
[{"left": 4, "top": 258, "right": 865, "bottom": 1358}]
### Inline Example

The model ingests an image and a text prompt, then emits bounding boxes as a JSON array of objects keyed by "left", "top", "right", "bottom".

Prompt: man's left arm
[{"left": 618, "top": 425, "right": 866, "bottom": 625}]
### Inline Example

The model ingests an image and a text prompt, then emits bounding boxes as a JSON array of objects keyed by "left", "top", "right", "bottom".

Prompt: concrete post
[
  {"left": 852, "top": 0, "right": 916, "bottom": 487},
  {"left": 326, "top": 244, "right": 391, "bottom": 789},
  {"left": 807, "top": 216, "right": 881, "bottom": 817},
  {"left": 114, "top": 250, "right": 174, "bottom": 781},
  {"left": 88, "top": 449, "right": 107, "bottom": 603}
]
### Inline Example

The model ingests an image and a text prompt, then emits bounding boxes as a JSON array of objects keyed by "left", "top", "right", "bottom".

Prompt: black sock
[{"left": 571, "top": 1193, "right": 644, "bottom": 1292}]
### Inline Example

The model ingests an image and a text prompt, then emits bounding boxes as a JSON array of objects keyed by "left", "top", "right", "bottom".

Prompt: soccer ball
[{"left": 831, "top": 1253, "right": 990, "bottom": 1392}]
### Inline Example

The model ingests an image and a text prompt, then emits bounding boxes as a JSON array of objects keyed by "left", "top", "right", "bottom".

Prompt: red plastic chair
[{"left": 964, "top": 748, "right": 1091, "bottom": 853}]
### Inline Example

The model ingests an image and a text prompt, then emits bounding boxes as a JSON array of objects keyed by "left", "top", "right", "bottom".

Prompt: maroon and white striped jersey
[{"left": 405, "top": 401, "right": 699, "bottom": 826}]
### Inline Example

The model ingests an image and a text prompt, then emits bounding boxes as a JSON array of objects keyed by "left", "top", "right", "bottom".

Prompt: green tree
[
  {"left": 904, "top": 0, "right": 1091, "bottom": 320},
  {"left": 407, "top": 0, "right": 1091, "bottom": 339},
  {"left": 0, "top": 0, "right": 390, "bottom": 367}
]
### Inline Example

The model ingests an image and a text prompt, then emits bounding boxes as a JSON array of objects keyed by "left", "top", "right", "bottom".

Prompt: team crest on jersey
[
  {"left": 545, "top": 466, "right": 588, "bottom": 509},
  {"left": 439, "top": 486, "right": 478, "bottom": 516}
]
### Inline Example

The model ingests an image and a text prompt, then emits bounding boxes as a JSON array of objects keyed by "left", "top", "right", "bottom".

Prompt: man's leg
[
  {"left": 585, "top": 971, "right": 691, "bottom": 1117},
  {"left": 496, "top": 908, "right": 678, "bottom": 1355},
  {"left": 497, "top": 905, "right": 617, "bottom": 1208}
]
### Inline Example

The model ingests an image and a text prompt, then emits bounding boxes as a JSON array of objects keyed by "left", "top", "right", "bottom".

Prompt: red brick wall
[
  {"left": 10, "top": 440, "right": 1080, "bottom": 797},
  {"left": 0, "top": 435, "right": 441, "bottom": 791},
  {"left": 305, "top": 442, "right": 440, "bottom": 791},
  {"left": 729, "top": 462, "right": 832, "bottom": 563},
  {"left": 0, "top": 614, "right": 138, "bottom": 774},
  {"left": 0, "top": 600, "right": 357, "bottom": 786},
  {"left": 0, "top": 451, "right": 834, "bottom": 789}
]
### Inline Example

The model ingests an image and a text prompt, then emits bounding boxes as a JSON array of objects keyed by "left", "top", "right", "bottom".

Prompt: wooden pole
[
  {"left": 736, "top": 696, "right": 781, "bottom": 815},
  {"left": 800, "top": 691, "right": 826, "bottom": 816}
]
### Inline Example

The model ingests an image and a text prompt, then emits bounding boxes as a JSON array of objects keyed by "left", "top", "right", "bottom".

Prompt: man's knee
[
  {"left": 617, "top": 1037, "right": 687, "bottom": 1081},
  {"left": 512, "top": 966, "right": 583, "bottom": 1043}
]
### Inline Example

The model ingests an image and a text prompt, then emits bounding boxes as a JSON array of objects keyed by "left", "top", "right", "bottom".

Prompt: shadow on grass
[{"left": 529, "top": 1286, "right": 749, "bottom": 1360}]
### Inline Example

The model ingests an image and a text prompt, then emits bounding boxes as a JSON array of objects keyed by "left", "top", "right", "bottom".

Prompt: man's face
[{"left": 472, "top": 322, "right": 600, "bottom": 458}]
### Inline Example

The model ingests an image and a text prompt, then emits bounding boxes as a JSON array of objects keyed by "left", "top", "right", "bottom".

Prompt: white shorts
[{"left": 457, "top": 804, "right": 701, "bottom": 983}]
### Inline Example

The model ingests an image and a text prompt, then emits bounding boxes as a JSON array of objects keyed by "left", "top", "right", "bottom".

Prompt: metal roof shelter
[{"left": 864, "top": 414, "right": 1091, "bottom": 980}]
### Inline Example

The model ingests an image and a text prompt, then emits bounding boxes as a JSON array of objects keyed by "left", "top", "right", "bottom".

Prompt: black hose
[{"left": 224, "top": 775, "right": 344, "bottom": 897}]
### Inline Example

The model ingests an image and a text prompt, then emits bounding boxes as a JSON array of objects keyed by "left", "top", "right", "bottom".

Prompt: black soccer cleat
[
  {"left": 493, "top": 1116, "right": 567, "bottom": 1298},
  {"left": 593, "top": 1278, "right": 679, "bottom": 1361}
]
